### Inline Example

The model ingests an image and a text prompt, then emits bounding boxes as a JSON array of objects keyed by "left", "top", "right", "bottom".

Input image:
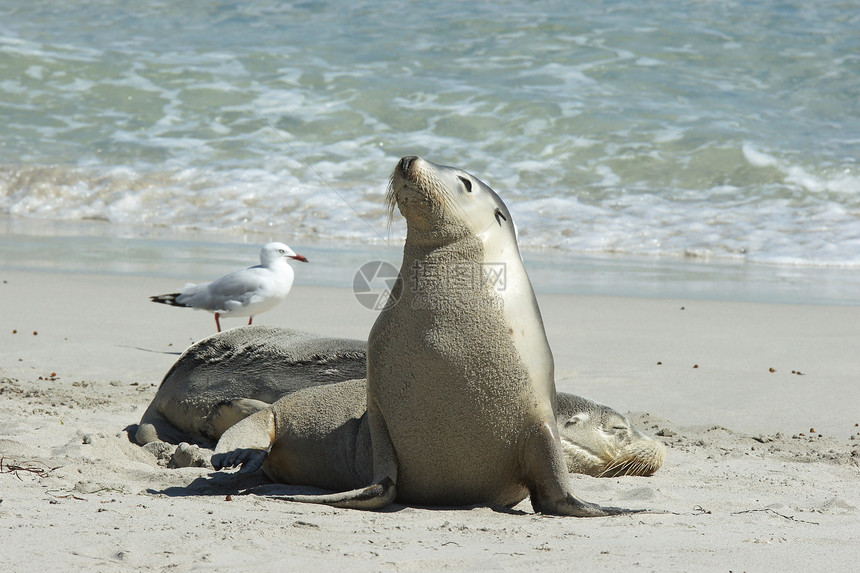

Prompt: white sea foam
[{"left": 742, "top": 144, "right": 779, "bottom": 168}]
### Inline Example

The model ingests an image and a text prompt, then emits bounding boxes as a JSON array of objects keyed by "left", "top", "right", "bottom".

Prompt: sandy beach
[{"left": 1, "top": 268, "right": 858, "bottom": 571}]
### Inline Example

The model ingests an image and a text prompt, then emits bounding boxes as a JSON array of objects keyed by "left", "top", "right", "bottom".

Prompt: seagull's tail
[{"left": 149, "top": 293, "right": 188, "bottom": 307}]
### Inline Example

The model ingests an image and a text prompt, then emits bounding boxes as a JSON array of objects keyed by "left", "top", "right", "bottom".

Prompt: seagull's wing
[{"left": 204, "top": 266, "right": 273, "bottom": 312}]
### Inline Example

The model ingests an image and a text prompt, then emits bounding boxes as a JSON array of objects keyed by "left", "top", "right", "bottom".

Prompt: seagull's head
[{"left": 261, "top": 242, "right": 308, "bottom": 265}]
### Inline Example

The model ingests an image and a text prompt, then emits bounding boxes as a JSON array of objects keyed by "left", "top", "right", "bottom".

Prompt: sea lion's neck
[
  {"left": 402, "top": 233, "right": 483, "bottom": 265},
  {"left": 403, "top": 219, "right": 476, "bottom": 250},
  {"left": 396, "top": 235, "right": 488, "bottom": 307}
]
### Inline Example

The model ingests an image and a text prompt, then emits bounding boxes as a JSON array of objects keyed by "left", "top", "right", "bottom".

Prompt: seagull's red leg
[
  {"left": 248, "top": 316, "right": 253, "bottom": 325},
  {"left": 215, "top": 313, "right": 222, "bottom": 332}
]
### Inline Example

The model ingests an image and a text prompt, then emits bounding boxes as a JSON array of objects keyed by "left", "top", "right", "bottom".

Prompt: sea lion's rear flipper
[
  {"left": 271, "top": 476, "right": 396, "bottom": 510},
  {"left": 522, "top": 420, "right": 647, "bottom": 517},
  {"left": 254, "top": 401, "right": 397, "bottom": 510},
  {"left": 269, "top": 402, "right": 398, "bottom": 510},
  {"left": 207, "top": 398, "right": 272, "bottom": 440}
]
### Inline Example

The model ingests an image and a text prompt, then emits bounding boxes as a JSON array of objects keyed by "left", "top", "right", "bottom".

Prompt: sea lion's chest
[{"left": 369, "top": 252, "right": 546, "bottom": 458}]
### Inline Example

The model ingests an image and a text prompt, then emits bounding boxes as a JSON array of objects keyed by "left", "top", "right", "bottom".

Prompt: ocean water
[{"left": 1, "top": 1, "right": 859, "bottom": 301}]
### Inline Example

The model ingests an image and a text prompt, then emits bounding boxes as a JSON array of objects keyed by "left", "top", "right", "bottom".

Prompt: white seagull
[{"left": 150, "top": 242, "right": 308, "bottom": 332}]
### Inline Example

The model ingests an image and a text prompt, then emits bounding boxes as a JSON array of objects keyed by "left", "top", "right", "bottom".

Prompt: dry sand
[{"left": 1, "top": 268, "right": 858, "bottom": 571}]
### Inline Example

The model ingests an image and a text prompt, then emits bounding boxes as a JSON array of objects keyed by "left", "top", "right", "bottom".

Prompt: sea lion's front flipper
[
  {"left": 211, "top": 448, "right": 269, "bottom": 474},
  {"left": 212, "top": 406, "right": 276, "bottom": 473},
  {"left": 522, "top": 420, "right": 645, "bottom": 517}
]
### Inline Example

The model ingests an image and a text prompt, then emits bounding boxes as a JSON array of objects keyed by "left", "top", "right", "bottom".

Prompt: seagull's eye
[
  {"left": 458, "top": 176, "right": 472, "bottom": 193},
  {"left": 278, "top": 249, "right": 285, "bottom": 254}
]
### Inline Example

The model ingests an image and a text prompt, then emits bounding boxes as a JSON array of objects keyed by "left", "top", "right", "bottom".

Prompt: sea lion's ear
[
  {"left": 494, "top": 207, "right": 507, "bottom": 225},
  {"left": 564, "top": 413, "right": 589, "bottom": 427}
]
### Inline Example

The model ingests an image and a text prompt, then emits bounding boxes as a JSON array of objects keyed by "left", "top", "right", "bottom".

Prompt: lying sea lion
[
  {"left": 134, "top": 326, "right": 366, "bottom": 446},
  {"left": 212, "top": 376, "right": 665, "bottom": 486},
  {"left": 136, "top": 326, "right": 664, "bottom": 478}
]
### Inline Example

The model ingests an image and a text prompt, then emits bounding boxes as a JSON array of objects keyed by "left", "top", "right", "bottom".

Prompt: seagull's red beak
[{"left": 291, "top": 254, "right": 309, "bottom": 263}]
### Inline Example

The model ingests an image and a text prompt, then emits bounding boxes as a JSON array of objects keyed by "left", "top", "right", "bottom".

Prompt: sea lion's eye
[
  {"left": 458, "top": 177, "right": 472, "bottom": 192},
  {"left": 494, "top": 207, "right": 506, "bottom": 225}
]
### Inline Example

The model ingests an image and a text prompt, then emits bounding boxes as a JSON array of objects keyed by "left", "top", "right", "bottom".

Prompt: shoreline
[{"left": 3, "top": 215, "right": 860, "bottom": 306}]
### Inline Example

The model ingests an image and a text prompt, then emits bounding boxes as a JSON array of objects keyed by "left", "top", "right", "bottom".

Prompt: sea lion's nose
[{"left": 400, "top": 155, "right": 419, "bottom": 174}]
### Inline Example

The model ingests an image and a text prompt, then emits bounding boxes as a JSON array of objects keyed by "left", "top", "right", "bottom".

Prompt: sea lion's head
[
  {"left": 556, "top": 394, "right": 666, "bottom": 477},
  {"left": 387, "top": 156, "right": 514, "bottom": 248}
]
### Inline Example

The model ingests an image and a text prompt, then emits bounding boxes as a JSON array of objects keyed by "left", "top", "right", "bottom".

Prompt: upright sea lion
[
  {"left": 214, "top": 157, "right": 653, "bottom": 516},
  {"left": 135, "top": 327, "right": 665, "bottom": 477}
]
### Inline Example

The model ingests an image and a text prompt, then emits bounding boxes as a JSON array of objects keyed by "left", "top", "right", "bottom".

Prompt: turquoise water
[{"left": 1, "top": 1, "right": 859, "bottom": 300}]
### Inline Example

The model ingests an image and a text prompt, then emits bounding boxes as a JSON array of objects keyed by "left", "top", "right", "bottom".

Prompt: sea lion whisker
[
  {"left": 385, "top": 175, "right": 399, "bottom": 235},
  {"left": 599, "top": 457, "right": 639, "bottom": 478},
  {"left": 598, "top": 459, "right": 623, "bottom": 478}
]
